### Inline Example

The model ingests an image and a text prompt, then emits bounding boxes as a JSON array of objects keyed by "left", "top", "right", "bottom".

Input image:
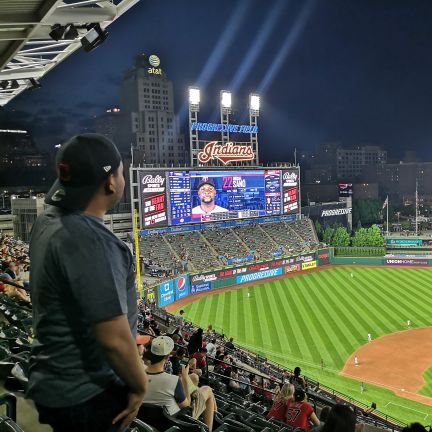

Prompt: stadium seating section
[{"left": 0, "top": 231, "right": 411, "bottom": 431}]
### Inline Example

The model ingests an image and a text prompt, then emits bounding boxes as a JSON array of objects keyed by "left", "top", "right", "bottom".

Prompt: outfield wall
[
  {"left": 151, "top": 247, "right": 432, "bottom": 307},
  {"left": 154, "top": 248, "right": 331, "bottom": 307}
]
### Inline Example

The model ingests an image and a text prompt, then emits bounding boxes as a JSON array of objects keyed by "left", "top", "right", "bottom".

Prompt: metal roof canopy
[{"left": 0, "top": 0, "right": 141, "bottom": 106}]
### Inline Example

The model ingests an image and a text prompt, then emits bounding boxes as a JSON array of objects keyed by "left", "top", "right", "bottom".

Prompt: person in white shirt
[
  {"left": 206, "top": 339, "right": 217, "bottom": 358},
  {"left": 192, "top": 180, "right": 228, "bottom": 216}
]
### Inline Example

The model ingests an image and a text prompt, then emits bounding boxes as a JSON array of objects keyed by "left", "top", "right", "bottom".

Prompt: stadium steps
[
  {"left": 230, "top": 228, "right": 254, "bottom": 252},
  {"left": 256, "top": 225, "right": 278, "bottom": 245},
  {"left": 198, "top": 231, "right": 220, "bottom": 259},
  {"left": 161, "top": 235, "right": 183, "bottom": 263}
]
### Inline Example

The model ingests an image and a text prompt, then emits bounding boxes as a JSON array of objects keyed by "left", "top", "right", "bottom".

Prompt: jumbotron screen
[{"left": 139, "top": 168, "right": 299, "bottom": 228}]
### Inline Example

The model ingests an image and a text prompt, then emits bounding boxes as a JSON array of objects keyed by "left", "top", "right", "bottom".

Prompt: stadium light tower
[
  {"left": 220, "top": 90, "right": 232, "bottom": 145},
  {"left": 188, "top": 86, "right": 200, "bottom": 166},
  {"left": 249, "top": 93, "right": 260, "bottom": 165}
]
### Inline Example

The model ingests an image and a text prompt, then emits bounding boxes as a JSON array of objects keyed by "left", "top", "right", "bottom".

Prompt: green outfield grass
[{"left": 181, "top": 267, "right": 432, "bottom": 425}]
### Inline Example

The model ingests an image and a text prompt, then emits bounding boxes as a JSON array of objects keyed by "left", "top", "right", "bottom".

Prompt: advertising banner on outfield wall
[
  {"left": 285, "top": 264, "right": 300, "bottom": 273},
  {"left": 302, "top": 260, "right": 317, "bottom": 270},
  {"left": 158, "top": 280, "right": 175, "bottom": 307},
  {"left": 236, "top": 267, "right": 283, "bottom": 284},
  {"left": 384, "top": 258, "right": 429, "bottom": 266},
  {"left": 175, "top": 276, "right": 190, "bottom": 300},
  {"left": 317, "top": 249, "right": 331, "bottom": 265}
]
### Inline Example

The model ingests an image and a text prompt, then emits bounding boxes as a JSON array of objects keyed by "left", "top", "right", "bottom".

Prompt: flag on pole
[{"left": 382, "top": 196, "right": 388, "bottom": 209}]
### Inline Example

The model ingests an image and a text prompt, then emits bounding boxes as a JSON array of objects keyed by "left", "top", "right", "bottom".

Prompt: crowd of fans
[
  {"left": 139, "top": 218, "right": 320, "bottom": 277},
  {"left": 0, "top": 229, "right": 426, "bottom": 432}
]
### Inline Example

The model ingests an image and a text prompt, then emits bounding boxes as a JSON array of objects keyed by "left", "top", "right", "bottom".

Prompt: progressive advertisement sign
[
  {"left": 236, "top": 267, "right": 283, "bottom": 284},
  {"left": 385, "top": 258, "right": 429, "bottom": 266}
]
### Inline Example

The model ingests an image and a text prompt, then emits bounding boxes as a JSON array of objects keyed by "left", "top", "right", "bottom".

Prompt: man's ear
[{"left": 104, "top": 175, "right": 114, "bottom": 195}]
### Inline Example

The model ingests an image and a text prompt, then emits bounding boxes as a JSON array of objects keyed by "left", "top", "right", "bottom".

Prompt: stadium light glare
[
  {"left": 220, "top": 90, "right": 232, "bottom": 109},
  {"left": 250, "top": 94, "right": 260, "bottom": 112},
  {"left": 189, "top": 87, "right": 200, "bottom": 105}
]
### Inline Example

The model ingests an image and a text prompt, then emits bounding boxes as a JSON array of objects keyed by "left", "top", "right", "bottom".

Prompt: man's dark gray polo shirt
[{"left": 27, "top": 206, "right": 137, "bottom": 407}]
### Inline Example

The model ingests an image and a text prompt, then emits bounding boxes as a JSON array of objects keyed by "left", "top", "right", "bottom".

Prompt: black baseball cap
[
  {"left": 45, "top": 133, "right": 121, "bottom": 210},
  {"left": 197, "top": 178, "right": 216, "bottom": 191}
]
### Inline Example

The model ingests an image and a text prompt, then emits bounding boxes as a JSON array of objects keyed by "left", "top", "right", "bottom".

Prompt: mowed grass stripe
[
  {"left": 351, "top": 270, "right": 397, "bottom": 334},
  {"left": 284, "top": 277, "right": 325, "bottom": 364},
  {"left": 370, "top": 269, "right": 429, "bottom": 328},
  {"left": 235, "top": 289, "right": 246, "bottom": 341},
  {"left": 303, "top": 273, "right": 355, "bottom": 364},
  {"left": 299, "top": 273, "right": 348, "bottom": 366},
  {"left": 327, "top": 268, "right": 384, "bottom": 338},
  {"left": 315, "top": 270, "right": 365, "bottom": 345},
  {"left": 396, "top": 271, "right": 432, "bottom": 325},
  {"left": 278, "top": 278, "right": 315, "bottom": 363},
  {"left": 271, "top": 279, "right": 302, "bottom": 355},
  {"left": 332, "top": 268, "right": 393, "bottom": 335},
  {"left": 247, "top": 286, "right": 265, "bottom": 351},
  {"left": 256, "top": 283, "right": 283, "bottom": 353}
]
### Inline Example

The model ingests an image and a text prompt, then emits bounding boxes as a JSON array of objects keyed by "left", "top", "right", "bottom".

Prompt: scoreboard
[{"left": 138, "top": 168, "right": 299, "bottom": 228}]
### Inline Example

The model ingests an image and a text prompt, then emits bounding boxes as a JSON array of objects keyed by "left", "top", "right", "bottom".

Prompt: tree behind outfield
[
  {"left": 352, "top": 227, "right": 369, "bottom": 247},
  {"left": 315, "top": 220, "right": 323, "bottom": 241},
  {"left": 331, "top": 226, "right": 351, "bottom": 247},
  {"left": 367, "top": 224, "right": 385, "bottom": 247},
  {"left": 323, "top": 226, "right": 335, "bottom": 245}
]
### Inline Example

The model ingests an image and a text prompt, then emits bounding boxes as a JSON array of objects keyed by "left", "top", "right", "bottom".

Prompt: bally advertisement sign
[
  {"left": 139, "top": 171, "right": 168, "bottom": 228},
  {"left": 197, "top": 141, "right": 255, "bottom": 165}
]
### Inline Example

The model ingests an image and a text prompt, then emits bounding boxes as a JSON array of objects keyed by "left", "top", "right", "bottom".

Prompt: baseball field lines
[{"left": 181, "top": 267, "right": 432, "bottom": 424}]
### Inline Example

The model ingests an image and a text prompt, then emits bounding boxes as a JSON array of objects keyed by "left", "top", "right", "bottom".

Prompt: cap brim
[{"left": 45, "top": 179, "right": 99, "bottom": 210}]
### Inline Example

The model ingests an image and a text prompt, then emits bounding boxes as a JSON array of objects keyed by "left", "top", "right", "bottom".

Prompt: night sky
[{"left": 2, "top": 0, "right": 432, "bottom": 162}]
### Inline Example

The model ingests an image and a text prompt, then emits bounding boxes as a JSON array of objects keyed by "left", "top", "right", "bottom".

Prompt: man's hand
[
  {"left": 181, "top": 364, "right": 190, "bottom": 379},
  {"left": 112, "top": 391, "right": 145, "bottom": 431}
]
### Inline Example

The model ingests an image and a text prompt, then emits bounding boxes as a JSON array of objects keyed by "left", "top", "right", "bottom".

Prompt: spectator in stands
[
  {"left": 188, "top": 357, "right": 203, "bottom": 377},
  {"left": 225, "top": 337, "right": 235, "bottom": 351},
  {"left": 290, "top": 366, "right": 306, "bottom": 389},
  {"left": 174, "top": 309, "right": 185, "bottom": 327},
  {"left": 267, "top": 383, "right": 294, "bottom": 422},
  {"left": 311, "top": 406, "right": 331, "bottom": 431},
  {"left": 401, "top": 424, "right": 428, "bottom": 432},
  {"left": 188, "top": 327, "right": 204, "bottom": 354},
  {"left": 28, "top": 134, "right": 148, "bottom": 432},
  {"left": 321, "top": 404, "right": 356, "bottom": 432},
  {"left": 4, "top": 261, "right": 17, "bottom": 280},
  {"left": 170, "top": 346, "right": 187, "bottom": 376},
  {"left": 286, "top": 388, "right": 320, "bottom": 431},
  {"left": 143, "top": 336, "right": 217, "bottom": 431},
  {"left": 192, "top": 180, "right": 228, "bottom": 217},
  {"left": 206, "top": 338, "right": 217, "bottom": 358},
  {"left": 191, "top": 347, "right": 207, "bottom": 370},
  {"left": 143, "top": 336, "right": 190, "bottom": 413}
]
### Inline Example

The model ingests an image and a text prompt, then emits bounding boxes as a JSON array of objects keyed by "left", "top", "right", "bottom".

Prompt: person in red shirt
[
  {"left": 191, "top": 347, "right": 207, "bottom": 369},
  {"left": 267, "top": 383, "right": 295, "bottom": 422},
  {"left": 285, "top": 388, "right": 320, "bottom": 431}
]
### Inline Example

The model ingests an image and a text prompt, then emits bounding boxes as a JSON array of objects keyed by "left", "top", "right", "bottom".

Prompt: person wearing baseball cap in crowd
[
  {"left": 191, "top": 178, "right": 228, "bottom": 217},
  {"left": 142, "top": 336, "right": 217, "bottom": 432},
  {"left": 28, "top": 134, "right": 148, "bottom": 432}
]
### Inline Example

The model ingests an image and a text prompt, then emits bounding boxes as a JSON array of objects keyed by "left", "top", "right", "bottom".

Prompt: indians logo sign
[{"left": 197, "top": 141, "right": 255, "bottom": 165}]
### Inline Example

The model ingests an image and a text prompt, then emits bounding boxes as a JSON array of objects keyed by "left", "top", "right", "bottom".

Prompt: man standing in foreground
[{"left": 28, "top": 134, "right": 147, "bottom": 432}]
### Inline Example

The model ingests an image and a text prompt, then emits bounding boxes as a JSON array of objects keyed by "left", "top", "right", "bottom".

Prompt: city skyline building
[{"left": 118, "top": 54, "right": 187, "bottom": 165}]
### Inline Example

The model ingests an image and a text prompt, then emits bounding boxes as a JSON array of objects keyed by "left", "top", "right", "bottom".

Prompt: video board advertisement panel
[
  {"left": 317, "top": 249, "right": 331, "bottom": 265},
  {"left": 139, "top": 171, "right": 168, "bottom": 228},
  {"left": 139, "top": 168, "right": 299, "bottom": 228},
  {"left": 282, "top": 169, "right": 299, "bottom": 215}
]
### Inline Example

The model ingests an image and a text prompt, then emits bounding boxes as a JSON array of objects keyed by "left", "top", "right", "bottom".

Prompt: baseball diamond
[{"left": 174, "top": 266, "right": 432, "bottom": 425}]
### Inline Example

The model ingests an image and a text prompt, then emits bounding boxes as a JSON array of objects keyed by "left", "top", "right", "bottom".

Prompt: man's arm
[{"left": 94, "top": 315, "right": 148, "bottom": 429}]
